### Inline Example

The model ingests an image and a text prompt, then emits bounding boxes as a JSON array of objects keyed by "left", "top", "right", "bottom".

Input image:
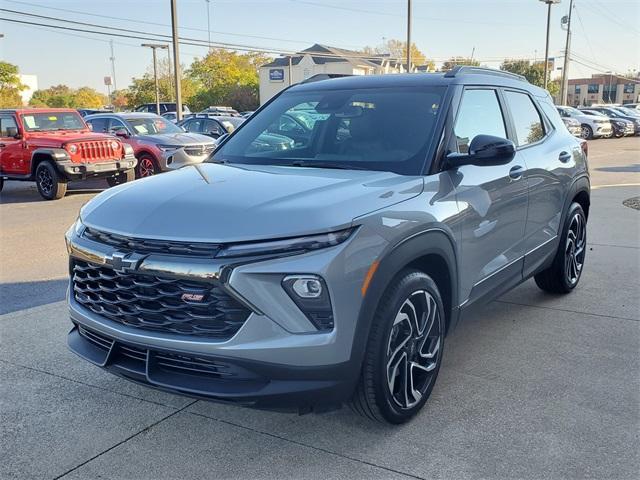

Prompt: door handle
[
  {"left": 509, "top": 165, "right": 525, "bottom": 180},
  {"left": 0, "top": 143, "right": 6, "bottom": 148},
  {"left": 558, "top": 151, "right": 572, "bottom": 163}
]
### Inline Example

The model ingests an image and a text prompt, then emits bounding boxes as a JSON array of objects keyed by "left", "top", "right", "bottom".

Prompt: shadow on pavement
[
  {"left": 0, "top": 180, "right": 107, "bottom": 204},
  {"left": 0, "top": 278, "right": 68, "bottom": 315}
]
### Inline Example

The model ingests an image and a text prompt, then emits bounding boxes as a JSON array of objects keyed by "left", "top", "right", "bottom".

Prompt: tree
[
  {"left": 125, "top": 58, "right": 197, "bottom": 109},
  {"left": 0, "top": 61, "right": 26, "bottom": 108},
  {"left": 364, "top": 39, "right": 434, "bottom": 70},
  {"left": 500, "top": 59, "right": 559, "bottom": 96},
  {"left": 111, "top": 89, "right": 130, "bottom": 110},
  {"left": 441, "top": 57, "right": 480, "bottom": 71},
  {"left": 29, "top": 85, "right": 106, "bottom": 108},
  {"left": 187, "top": 49, "right": 269, "bottom": 111}
]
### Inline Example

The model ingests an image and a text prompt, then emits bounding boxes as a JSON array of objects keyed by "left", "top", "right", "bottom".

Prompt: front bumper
[
  {"left": 593, "top": 124, "right": 612, "bottom": 137},
  {"left": 158, "top": 147, "right": 213, "bottom": 172},
  {"left": 65, "top": 224, "right": 385, "bottom": 410},
  {"left": 58, "top": 153, "right": 137, "bottom": 179}
]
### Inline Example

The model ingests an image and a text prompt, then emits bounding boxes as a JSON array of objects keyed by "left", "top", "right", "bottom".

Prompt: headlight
[
  {"left": 157, "top": 144, "right": 181, "bottom": 152},
  {"left": 216, "top": 228, "right": 355, "bottom": 258},
  {"left": 282, "top": 275, "right": 333, "bottom": 331},
  {"left": 123, "top": 143, "right": 134, "bottom": 154},
  {"left": 65, "top": 218, "right": 85, "bottom": 250},
  {"left": 66, "top": 144, "right": 78, "bottom": 154},
  {"left": 110, "top": 140, "right": 119, "bottom": 150}
]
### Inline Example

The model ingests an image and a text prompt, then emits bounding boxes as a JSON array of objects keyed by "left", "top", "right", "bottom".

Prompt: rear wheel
[
  {"left": 580, "top": 124, "right": 593, "bottom": 140},
  {"left": 350, "top": 269, "right": 444, "bottom": 424},
  {"left": 136, "top": 154, "right": 158, "bottom": 178},
  {"left": 106, "top": 168, "right": 135, "bottom": 187},
  {"left": 35, "top": 162, "right": 67, "bottom": 200},
  {"left": 535, "top": 202, "right": 587, "bottom": 293}
]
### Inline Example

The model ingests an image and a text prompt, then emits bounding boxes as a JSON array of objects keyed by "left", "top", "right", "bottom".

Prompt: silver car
[{"left": 67, "top": 68, "right": 590, "bottom": 424}]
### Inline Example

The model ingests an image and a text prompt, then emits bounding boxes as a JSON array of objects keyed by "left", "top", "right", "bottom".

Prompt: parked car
[
  {"left": 134, "top": 103, "right": 191, "bottom": 115},
  {"left": 561, "top": 116, "right": 582, "bottom": 137},
  {"left": 199, "top": 105, "right": 241, "bottom": 117},
  {"left": 178, "top": 114, "right": 245, "bottom": 139},
  {"left": 77, "top": 108, "right": 113, "bottom": 117},
  {"left": 0, "top": 108, "right": 136, "bottom": 199},
  {"left": 84, "top": 112, "right": 214, "bottom": 178},
  {"left": 622, "top": 103, "right": 639, "bottom": 109},
  {"left": 580, "top": 108, "right": 636, "bottom": 137},
  {"left": 587, "top": 106, "right": 640, "bottom": 135},
  {"left": 556, "top": 105, "right": 612, "bottom": 139},
  {"left": 613, "top": 106, "right": 640, "bottom": 118},
  {"left": 67, "top": 68, "right": 590, "bottom": 424}
]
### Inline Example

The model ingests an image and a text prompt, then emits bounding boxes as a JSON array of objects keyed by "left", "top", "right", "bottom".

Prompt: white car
[{"left": 556, "top": 106, "right": 612, "bottom": 139}]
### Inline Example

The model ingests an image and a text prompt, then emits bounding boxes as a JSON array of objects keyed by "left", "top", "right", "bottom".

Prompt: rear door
[
  {"left": 451, "top": 87, "right": 529, "bottom": 305},
  {"left": 0, "top": 114, "right": 25, "bottom": 175},
  {"left": 504, "top": 91, "right": 577, "bottom": 277}
]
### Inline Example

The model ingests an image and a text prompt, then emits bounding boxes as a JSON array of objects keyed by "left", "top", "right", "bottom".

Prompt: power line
[{"left": 581, "top": 0, "right": 640, "bottom": 34}]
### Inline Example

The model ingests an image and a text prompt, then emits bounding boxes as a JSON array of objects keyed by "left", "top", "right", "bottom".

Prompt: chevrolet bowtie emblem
[{"left": 105, "top": 251, "right": 144, "bottom": 272}]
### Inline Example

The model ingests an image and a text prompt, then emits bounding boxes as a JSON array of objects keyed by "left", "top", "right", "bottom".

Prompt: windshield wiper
[{"left": 290, "top": 160, "right": 369, "bottom": 171}]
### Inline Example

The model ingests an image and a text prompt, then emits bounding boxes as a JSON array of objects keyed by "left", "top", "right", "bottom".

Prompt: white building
[
  {"left": 18, "top": 74, "right": 38, "bottom": 105},
  {"left": 259, "top": 44, "right": 408, "bottom": 105}
]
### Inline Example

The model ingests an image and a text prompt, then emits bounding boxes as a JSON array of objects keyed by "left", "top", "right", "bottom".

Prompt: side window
[
  {"left": 504, "top": 91, "right": 545, "bottom": 146},
  {"left": 87, "top": 118, "right": 108, "bottom": 133},
  {"left": 203, "top": 119, "right": 223, "bottom": 136},
  {"left": 0, "top": 115, "right": 19, "bottom": 137},
  {"left": 183, "top": 119, "right": 203, "bottom": 133},
  {"left": 454, "top": 89, "right": 507, "bottom": 154}
]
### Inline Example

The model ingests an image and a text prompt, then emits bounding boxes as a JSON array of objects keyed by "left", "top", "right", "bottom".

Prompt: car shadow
[
  {"left": 0, "top": 180, "right": 107, "bottom": 204},
  {"left": 0, "top": 278, "right": 69, "bottom": 315}
]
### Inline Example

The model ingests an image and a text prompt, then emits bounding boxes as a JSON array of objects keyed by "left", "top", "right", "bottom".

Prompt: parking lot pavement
[{"left": 1, "top": 138, "right": 639, "bottom": 479}]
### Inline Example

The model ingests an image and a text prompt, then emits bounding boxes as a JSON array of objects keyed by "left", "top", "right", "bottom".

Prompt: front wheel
[
  {"left": 106, "top": 168, "right": 135, "bottom": 187},
  {"left": 135, "top": 154, "right": 158, "bottom": 178},
  {"left": 35, "top": 162, "right": 67, "bottom": 200},
  {"left": 350, "top": 269, "right": 445, "bottom": 424},
  {"left": 535, "top": 202, "right": 587, "bottom": 293},
  {"left": 580, "top": 124, "right": 593, "bottom": 140}
]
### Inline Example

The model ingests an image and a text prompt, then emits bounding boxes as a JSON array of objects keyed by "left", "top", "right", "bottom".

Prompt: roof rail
[
  {"left": 444, "top": 66, "right": 527, "bottom": 82},
  {"left": 300, "top": 73, "right": 353, "bottom": 84}
]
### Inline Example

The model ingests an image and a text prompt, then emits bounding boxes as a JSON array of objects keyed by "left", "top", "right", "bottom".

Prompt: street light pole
[
  {"left": 205, "top": 0, "right": 212, "bottom": 51},
  {"left": 539, "top": 0, "right": 560, "bottom": 91},
  {"left": 170, "top": 0, "right": 183, "bottom": 121},
  {"left": 560, "top": 0, "right": 574, "bottom": 105},
  {"left": 141, "top": 43, "right": 169, "bottom": 115},
  {"left": 406, "top": 0, "right": 412, "bottom": 72}
]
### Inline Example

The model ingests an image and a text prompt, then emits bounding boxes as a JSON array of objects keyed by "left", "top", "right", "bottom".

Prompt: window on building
[
  {"left": 504, "top": 91, "right": 545, "bottom": 146},
  {"left": 587, "top": 84, "right": 599, "bottom": 94},
  {"left": 575, "top": 85, "right": 581, "bottom": 94},
  {"left": 624, "top": 84, "right": 636, "bottom": 94}
]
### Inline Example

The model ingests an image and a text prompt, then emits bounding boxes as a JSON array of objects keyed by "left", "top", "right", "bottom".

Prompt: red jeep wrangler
[{"left": 0, "top": 108, "right": 137, "bottom": 200}]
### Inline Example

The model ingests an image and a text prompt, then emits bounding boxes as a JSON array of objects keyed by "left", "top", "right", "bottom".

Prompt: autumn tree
[
  {"left": 0, "top": 61, "right": 26, "bottom": 108},
  {"left": 363, "top": 39, "right": 434, "bottom": 70},
  {"left": 500, "top": 59, "right": 559, "bottom": 96},
  {"left": 29, "top": 85, "right": 106, "bottom": 108},
  {"left": 187, "top": 49, "right": 270, "bottom": 111},
  {"left": 441, "top": 57, "right": 480, "bottom": 71},
  {"left": 124, "top": 58, "right": 197, "bottom": 108}
]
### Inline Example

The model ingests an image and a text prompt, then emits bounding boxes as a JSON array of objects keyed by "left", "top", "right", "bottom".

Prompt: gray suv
[{"left": 66, "top": 68, "right": 590, "bottom": 424}]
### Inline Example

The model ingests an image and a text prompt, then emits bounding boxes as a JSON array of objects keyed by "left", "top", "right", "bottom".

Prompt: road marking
[{"left": 592, "top": 183, "right": 640, "bottom": 190}]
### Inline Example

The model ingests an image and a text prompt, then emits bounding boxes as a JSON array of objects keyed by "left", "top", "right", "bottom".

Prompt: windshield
[
  {"left": 21, "top": 112, "right": 86, "bottom": 132},
  {"left": 125, "top": 116, "right": 183, "bottom": 135},
  {"left": 615, "top": 107, "right": 640, "bottom": 117},
  {"left": 211, "top": 86, "right": 445, "bottom": 175},
  {"left": 561, "top": 106, "right": 584, "bottom": 116}
]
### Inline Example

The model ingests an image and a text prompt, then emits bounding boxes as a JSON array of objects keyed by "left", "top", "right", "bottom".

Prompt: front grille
[
  {"left": 78, "top": 141, "right": 118, "bottom": 161},
  {"left": 183, "top": 144, "right": 215, "bottom": 156},
  {"left": 72, "top": 260, "right": 250, "bottom": 338},
  {"left": 83, "top": 227, "right": 220, "bottom": 257}
]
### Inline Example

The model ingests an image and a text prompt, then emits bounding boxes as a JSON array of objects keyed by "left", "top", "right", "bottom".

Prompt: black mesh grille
[
  {"left": 72, "top": 260, "right": 250, "bottom": 338},
  {"left": 82, "top": 227, "right": 220, "bottom": 258}
]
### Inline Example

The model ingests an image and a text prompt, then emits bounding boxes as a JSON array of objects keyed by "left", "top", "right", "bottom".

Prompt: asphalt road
[{"left": 1, "top": 137, "right": 638, "bottom": 479}]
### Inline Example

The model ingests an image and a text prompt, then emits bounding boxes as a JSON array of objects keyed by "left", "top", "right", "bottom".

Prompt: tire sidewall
[
  {"left": 371, "top": 271, "right": 445, "bottom": 423},
  {"left": 581, "top": 125, "right": 593, "bottom": 140},
  {"left": 35, "top": 162, "right": 62, "bottom": 200},
  {"left": 557, "top": 202, "right": 587, "bottom": 291},
  {"left": 136, "top": 155, "right": 158, "bottom": 179}
]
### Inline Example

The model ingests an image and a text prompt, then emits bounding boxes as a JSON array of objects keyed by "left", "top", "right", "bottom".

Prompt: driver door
[
  {"left": 451, "top": 87, "right": 529, "bottom": 305},
  {"left": 0, "top": 114, "right": 25, "bottom": 175}
]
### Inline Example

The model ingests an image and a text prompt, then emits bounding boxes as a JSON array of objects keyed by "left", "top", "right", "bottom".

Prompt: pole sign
[
  {"left": 104, "top": 76, "right": 113, "bottom": 86},
  {"left": 269, "top": 69, "right": 285, "bottom": 82}
]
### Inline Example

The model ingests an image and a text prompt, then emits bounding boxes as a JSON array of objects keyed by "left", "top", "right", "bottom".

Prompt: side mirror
[
  {"left": 113, "top": 128, "right": 129, "bottom": 138},
  {"left": 446, "top": 135, "right": 516, "bottom": 168}
]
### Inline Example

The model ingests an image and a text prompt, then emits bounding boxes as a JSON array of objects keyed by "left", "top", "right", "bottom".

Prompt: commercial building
[
  {"left": 18, "top": 74, "right": 38, "bottom": 105},
  {"left": 567, "top": 73, "right": 639, "bottom": 106},
  {"left": 259, "top": 44, "right": 408, "bottom": 104}
]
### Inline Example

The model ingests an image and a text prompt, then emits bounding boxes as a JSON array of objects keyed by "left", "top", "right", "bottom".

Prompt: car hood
[
  {"left": 81, "top": 163, "right": 424, "bottom": 243},
  {"left": 25, "top": 131, "right": 113, "bottom": 147},
  {"left": 136, "top": 132, "right": 214, "bottom": 145}
]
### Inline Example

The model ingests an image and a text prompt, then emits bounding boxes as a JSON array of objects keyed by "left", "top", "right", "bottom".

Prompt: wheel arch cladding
[
  {"left": 31, "top": 151, "right": 57, "bottom": 176},
  {"left": 350, "top": 228, "right": 458, "bottom": 368},
  {"left": 573, "top": 188, "right": 590, "bottom": 219}
]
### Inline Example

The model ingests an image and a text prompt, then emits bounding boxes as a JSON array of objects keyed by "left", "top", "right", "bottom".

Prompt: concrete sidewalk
[{"left": 1, "top": 186, "right": 639, "bottom": 480}]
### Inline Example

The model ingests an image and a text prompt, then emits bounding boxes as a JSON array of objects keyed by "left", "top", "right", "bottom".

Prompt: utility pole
[
  {"left": 560, "top": 0, "right": 574, "bottom": 105},
  {"left": 171, "top": 0, "right": 183, "bottom": 121},
  {"left": 109, "top": 40, "right": 117, "bottom": 93},
  {"left": 406, "top": 0, "right": 412, "bottom": 72},
  {"left": 141, "top": 43, "right": 168, "bottom": 115},
  {"left": 539, "top": 0, "right": 560, "bottom": 90},
  {"left": 206, "top": 0, "right": 212, "bottom": 51}
]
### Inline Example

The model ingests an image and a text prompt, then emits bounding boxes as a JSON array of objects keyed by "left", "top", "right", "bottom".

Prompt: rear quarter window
[{"left": 504, "top": 91, "right": 545, "bottom": 146}]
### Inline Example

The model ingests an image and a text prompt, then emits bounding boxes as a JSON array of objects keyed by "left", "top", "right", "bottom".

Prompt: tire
[
  {"left": 0, "top": 177, "right": 3, "bottom": 193},
  {"left": 614, "top": 128, "right": 624, "bottom": 139},
  {"left": 35, "top": 162, "right": 67, "bottom": 200},
  {"left": 106, "top": 168, "right": 135, "bottom": 187},
  {"left": 534, "top": 202, "right": 587, "bottom": 294},
  {"left": 135, "top": 154, "right": 158, "bottom": 178},
  {"left": 349, "top": 269, "right": 445, "bottom": 424},
  {"left": 580, "top": 124, "right": 593, "bottom": 140}
]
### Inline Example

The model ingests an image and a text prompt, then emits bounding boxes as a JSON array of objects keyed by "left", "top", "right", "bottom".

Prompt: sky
[{"left": 1, "top": 0, "right": 639, "bottom": 95}]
